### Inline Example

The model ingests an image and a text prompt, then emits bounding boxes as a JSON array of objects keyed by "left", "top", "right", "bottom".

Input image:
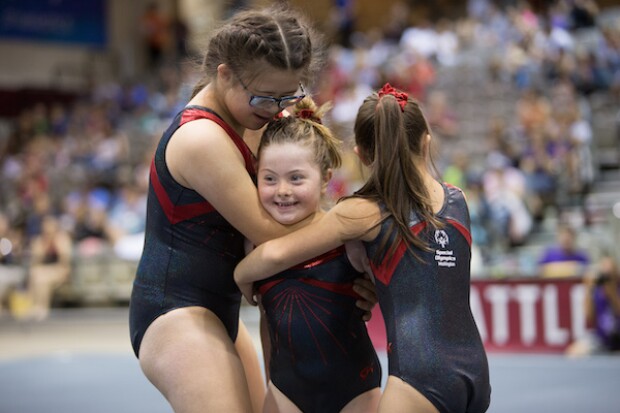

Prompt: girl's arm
[
  {"left": 234, "top": 198, "right": 382, "bottom": 304},
  {"left": 167, "top": 120, "right": 314, "bottom": 245}
]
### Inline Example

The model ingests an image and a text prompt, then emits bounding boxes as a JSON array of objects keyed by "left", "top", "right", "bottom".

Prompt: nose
[{"left": 277, "top": 182, "right": 292, "bottom": 197}]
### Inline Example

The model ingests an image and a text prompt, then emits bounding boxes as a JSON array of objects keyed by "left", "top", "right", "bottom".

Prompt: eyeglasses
[{"left": 236, "top": 75, "right": 306, "bottom": 110}]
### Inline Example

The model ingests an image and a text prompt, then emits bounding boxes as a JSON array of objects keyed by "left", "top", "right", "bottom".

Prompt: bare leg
[
  {"left": 139, "top": 307, "right": 253, "bottom": 413},
  {"left": 28, "top": 264, "right": 69, "bottom": 320},
  {"left": 378, "top": 376, "right": 439, "bottom": 413},
  {"left": 235, "top": 319, "right": 266, "bottom": 413},
  {"left": 341, "top": 388, "right": 381, "bottom": 413}
]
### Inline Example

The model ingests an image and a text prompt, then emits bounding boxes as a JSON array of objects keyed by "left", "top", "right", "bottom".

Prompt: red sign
[{"left": 367, "top": 278, "right": 587, "bottom": 353}]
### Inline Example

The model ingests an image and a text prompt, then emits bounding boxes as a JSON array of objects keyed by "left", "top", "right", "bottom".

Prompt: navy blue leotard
[
  {"left": 364, "top": 183, "right": 491, "bottom": 413},
  {"left": 256, "top": 246, "right": 381, "bottom": 413},
  {"left": 129, "top": 106, "right": 256, "bottom": 357}
]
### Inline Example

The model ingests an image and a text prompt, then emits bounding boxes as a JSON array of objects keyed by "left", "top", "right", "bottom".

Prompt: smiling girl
[{"left": 247, "top": 97, "right": 382, "bottom": 413}]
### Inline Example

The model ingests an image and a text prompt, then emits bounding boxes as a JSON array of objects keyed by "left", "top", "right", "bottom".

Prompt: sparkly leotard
[
  {"left": 256, "top": 246, "right": 381, "bottom": 413},
  {"left": 364, "top": 183, "right": 491, "bottom": 413},
  {"left": 129, "top": 106, "right": 256, "bottom": 357}
]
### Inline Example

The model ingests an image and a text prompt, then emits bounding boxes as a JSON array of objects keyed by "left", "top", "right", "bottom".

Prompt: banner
[
  {"left": 0, "top": 0, "right": 107, "bottom": 47},
  {"left": 367, "top": 277, "right": 587, "bottom": 353},
  {"left": 471, "top": 278, "right": 586, "bottom": 352}
]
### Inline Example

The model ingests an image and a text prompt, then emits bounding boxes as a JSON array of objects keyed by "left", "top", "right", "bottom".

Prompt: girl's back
[{"left": 365, "top": 183, "right": 490, "bottom": 413}]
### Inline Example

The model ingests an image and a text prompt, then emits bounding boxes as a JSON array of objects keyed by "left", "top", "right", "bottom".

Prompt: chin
[{"left": 275, "top": 215, "right": 304, "bottom": 225}]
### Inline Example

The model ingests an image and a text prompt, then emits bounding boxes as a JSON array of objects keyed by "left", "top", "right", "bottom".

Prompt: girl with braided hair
[
  {"left": 129, "top": 5, "right": 377, "bottom": 412},
  {"left": 236, "top": 84, "right": 491, "bottom": 413},
  {"left": 248, "top": 96, "right": 381, "bottom": 413}
]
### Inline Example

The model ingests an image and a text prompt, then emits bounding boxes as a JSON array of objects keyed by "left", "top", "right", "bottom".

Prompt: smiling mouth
[{"left": 275, "top": 201, "right": 297, "bottom": 207}]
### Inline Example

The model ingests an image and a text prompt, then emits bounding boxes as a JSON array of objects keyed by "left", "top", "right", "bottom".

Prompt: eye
[
  {"left": 261, "top": 174, "right": 276, "bottom": 184},
  {"left": 290, "top": 174, "right": 305, "bottom": 183}
]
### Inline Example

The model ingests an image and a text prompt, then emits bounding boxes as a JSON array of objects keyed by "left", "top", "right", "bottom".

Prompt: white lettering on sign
[
  {"left": 484, "top": 285, "right": 510, "bottom": 345},
  {"left": 512, "top": 285, "right": 540, "bottom": 346},
  {"left": 570, "top": 285, "right": 587, "bottom": 339},
  {"left": 470, "top": 282, "right": 586, "bottom": 348},
  {"left": 543, "top": 285, "right": 569, "bottom": 345}
]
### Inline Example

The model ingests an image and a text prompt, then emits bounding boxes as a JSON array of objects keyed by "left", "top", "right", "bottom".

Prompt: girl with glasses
[{"left": 129, "top": 4, "right": 376, "bottom": 413}]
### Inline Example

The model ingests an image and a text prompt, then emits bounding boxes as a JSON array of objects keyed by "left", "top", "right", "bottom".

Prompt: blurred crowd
[{"left": 1, "top": 0, "right": 619, "bottom": 317}]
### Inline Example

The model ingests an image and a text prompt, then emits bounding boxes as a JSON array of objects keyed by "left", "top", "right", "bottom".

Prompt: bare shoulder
[
  {"left": 167, "top": 119, "right": 245, "bottom": 188},
  {"left": 329, "top": 198, "right": 382, "bottom": 242},
  {"left": 171, "top": 118, "right": 239, "bottom": 154}
]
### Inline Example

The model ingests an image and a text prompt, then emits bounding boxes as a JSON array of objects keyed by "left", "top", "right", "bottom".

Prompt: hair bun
[{"left": 297, "top": 108, "right": 322, "bottom": 124}]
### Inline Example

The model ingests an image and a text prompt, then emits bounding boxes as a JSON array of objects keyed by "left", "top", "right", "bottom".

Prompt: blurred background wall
[{"left": 1, "top": 0, "right": 618, "bottom": 112}]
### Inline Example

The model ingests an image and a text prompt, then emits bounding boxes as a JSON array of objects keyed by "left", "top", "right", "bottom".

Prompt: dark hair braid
[{"left": 191, "top": 5, "right": 323, "bottom": 98}]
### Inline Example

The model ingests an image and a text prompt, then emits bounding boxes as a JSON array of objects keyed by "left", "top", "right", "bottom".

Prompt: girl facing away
[
  {"left": 252, "top": 97, "right": 381, "bottom": 413},
  {"left": 236, "top": 84, "right": 492, "bottom": 413}
]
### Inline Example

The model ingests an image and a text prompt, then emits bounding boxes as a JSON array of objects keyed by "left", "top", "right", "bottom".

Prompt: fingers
[
  {"left": 361, "top": 310, "right": 373, "bottom": 322},
  {"left": 353, "top": 275, "right": 377, "bottom": 322},
  {"left": 240, "top": 284, "right": 258, "bottom": 306},
  {"left": 355, "top": 298, "right": 375, "bottom": 313},
  {"left": 246, "top": 295, "right": 258, "bottom": 306},
  {"left": 353, "top": 276, "right": 378, "bottom": 305}
]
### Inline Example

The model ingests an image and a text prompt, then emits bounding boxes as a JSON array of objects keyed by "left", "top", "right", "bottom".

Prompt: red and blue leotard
[
  {"left": 129, "top": 106, "right": 256, "bottom": 357},
  {"left": 364, "top": 183, "right": 491, "bottom": 413}
]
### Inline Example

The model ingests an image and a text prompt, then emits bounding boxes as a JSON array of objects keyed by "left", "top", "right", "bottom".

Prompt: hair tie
[
  {"left": 377, "top": 83, "right": 408, "bottom": 112},
  {"left": 297, "top": 108, "right": 322, "bottom": 124}
]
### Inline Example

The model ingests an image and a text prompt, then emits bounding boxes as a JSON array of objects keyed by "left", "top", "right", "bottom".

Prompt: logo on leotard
[
  {"left": 435, "top": 230, "right": 449, "bottom": 248},
  {"left": 434, "top": 230, "right": 456, "bottom": 268}
]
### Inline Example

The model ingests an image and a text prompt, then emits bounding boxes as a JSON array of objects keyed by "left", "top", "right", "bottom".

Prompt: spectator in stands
[
  {"left": 25, "top": 214, "right": 73, "bottom": 321},
  {"left": 571, "top": 50, "right": 610, "bottom": 97},
  {"left": 88, "top": 118, "right": 130, "bottom": 187},
  {"left": 482, "top": 152, "right": 533, "bottom": 248},
  {"left": 516, "top": 87, "right": 552, "bottom": 139},
  {"left": 538, "top": 223, "right": 590, "bottom": 278},
  {"left": 426, "top": 89, "right": 459, "bottom": 141},
  {"left": 73, "top": 205, "right": 111, "bottom": 255},
  {"left": 141, "top": 2, "right": 171, "bottom": 70},
  {"left": 519, "top": 128, "right": 560, "bottom": 224},
  {"left": 566, "top": 252, "right": 620, "bottom": 356},
  {"left": 0, "top": 212, "right": 26, "bottom": 317},
  {"left": 568, "top": 0, "right": 599, "bottom": 31},
  {"left": 584, "top": 253, "right": 620, "bottom": 351},
  {"left": 463, "top": 173, "right": 493, "bottom": 267},
  {"left": 106, "top": 181, "right": 147, "bottom": 261},
  {"left": 565, "top": 100, "right": 595, "bottom": 222},
  {"left": 443, "top": 151, "right": 469, "bottom": 190},
  {"left": 24, "top": 192, "right": 54, "bottom": 241},
  {"left": 485, "top": 115, "right": 521, "bottom": 168}
]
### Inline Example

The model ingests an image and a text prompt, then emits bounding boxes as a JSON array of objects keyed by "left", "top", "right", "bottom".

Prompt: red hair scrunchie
[
  {"left": 377, "top": 83, "right": 408, "bottom": 112},
  {"left": 297, "top": 108, "right": 322, "bottom": 124}
]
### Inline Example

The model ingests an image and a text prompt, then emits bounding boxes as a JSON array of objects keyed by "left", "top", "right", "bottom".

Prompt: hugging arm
[
  {"left": 346, "top": 241, "right": 378, "bottom": 320},
  {"left": 234, "top": 198, "right": 382, "bottom": 305},
  {"left": 167, "top": 120, "right": 313, "bottom": 246}
]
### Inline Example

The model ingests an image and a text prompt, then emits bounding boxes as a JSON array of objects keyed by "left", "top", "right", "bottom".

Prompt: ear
[
  {"left": 217, "top": 64, "right": 234, "bottom": 86},
  {"left": 354, "top": 145, "right": 371, "bottom": 166},
  {"left": 421, "top": 133, "right": 432, "bottom": 156},
  {"left": 321, "top": 168, "right": 333, "bottom": 194}
]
